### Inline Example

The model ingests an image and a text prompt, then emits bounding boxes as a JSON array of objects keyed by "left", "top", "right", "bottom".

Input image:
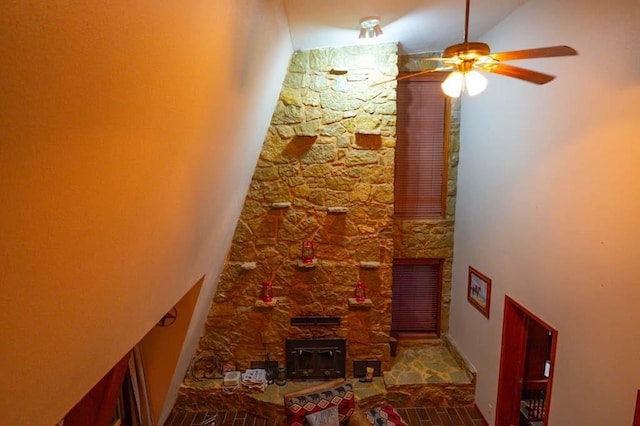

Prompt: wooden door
[
  {"left": 524, "top": 319, "right": 550, "bottom": 380},
  {"left": 496, "top": 297, "right": 557, "bottom": 426},
  {"left": 495, "top": 297, "right": 528, "bottom": 426}
]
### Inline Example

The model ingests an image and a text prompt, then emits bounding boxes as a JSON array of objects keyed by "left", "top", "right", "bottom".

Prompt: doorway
[{"left": 496, "top": 296, "right": 557, "bottom": 426}]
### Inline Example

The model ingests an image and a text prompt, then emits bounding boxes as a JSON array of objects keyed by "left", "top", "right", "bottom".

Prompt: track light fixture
[{"left": 359, "top": 16, "right": 382, "bottom": 39}]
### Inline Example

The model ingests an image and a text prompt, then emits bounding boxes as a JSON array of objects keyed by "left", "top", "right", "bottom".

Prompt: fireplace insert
[{"left": 286, "top": 338, "right": 346, "bottom": 380}]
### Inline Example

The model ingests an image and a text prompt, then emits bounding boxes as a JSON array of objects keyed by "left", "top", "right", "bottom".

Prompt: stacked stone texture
[
  {"left": 194, "top": 43, "right": 399, "bottom": 378},
  {"left": 181, "top": 44, "right": 461, "bottom": 405}
]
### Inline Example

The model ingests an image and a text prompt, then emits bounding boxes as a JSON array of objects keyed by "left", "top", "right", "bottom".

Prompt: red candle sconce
[
  {"left": 261, "top": 281, "right": 274, "bottom": 303},
  {"left": 301, "top": 240, "right": 315, "bottom": 264},
  {"left": 354, "top": 280, "right": 366, "bottom": 303}
]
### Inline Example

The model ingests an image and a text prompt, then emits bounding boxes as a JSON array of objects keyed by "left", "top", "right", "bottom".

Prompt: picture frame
[{"left": 468, "top": 266, "right": 491, "bottom": 318}]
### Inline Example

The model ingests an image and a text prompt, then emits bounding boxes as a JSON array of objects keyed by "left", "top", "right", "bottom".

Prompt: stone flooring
[{"left": 384, "top": 340, "right": 473, "bottom": 385}]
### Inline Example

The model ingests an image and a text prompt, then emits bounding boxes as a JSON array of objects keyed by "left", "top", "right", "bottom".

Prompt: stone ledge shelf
[
  {"left": 355, "top": 129, "right": 381, "bottom": 135},
  {"left": 254, "top": 299, "right": 277, "bottom": 309},
  {"left": 348, "top": 298, "right": 373, "bottom": 309},
  {"left": 327, "top": 206, "right": 348, "bottom": 214},
  {"left": 296, "top": 259, "right": 318, "bottom": 269},
  {"left": 359, "top": 261, "right": 381, "bottom": 269},
  {"left": 241, "top": 262, "right": 257, "bottom": 270},
  {"left": 270, "top": 202, "right": 291, "bottom": 209}
]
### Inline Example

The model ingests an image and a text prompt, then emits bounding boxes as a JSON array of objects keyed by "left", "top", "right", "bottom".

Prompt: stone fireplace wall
[
  {"left": 182, "top": 46, "right": 461, "bottom": 391},
  {"left": 190, "top": 43, "right": 399, "bottom": 378}
]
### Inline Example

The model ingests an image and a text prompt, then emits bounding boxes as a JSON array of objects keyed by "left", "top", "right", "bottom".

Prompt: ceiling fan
[{"left": 402, "top": 0, "right": 578, "bottom": 97}]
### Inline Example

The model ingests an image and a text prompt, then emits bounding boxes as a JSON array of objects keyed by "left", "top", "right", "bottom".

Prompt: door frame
[{"left": 495, "top": 296, "right": 557, "bottom": 426}]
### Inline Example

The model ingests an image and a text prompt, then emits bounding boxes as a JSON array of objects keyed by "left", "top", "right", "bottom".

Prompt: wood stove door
[{"left": 286, "top": 339, "right": 345, "bottom": 380}]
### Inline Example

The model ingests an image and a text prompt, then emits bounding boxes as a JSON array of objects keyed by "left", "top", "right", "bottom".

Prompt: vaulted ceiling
[{"left": 282, "top": 0, "right": 527, "bottom": 54}]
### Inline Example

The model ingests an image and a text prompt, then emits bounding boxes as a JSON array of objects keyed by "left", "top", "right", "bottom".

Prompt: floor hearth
[
  {"left": 384, "top": 339, "right": 473, "bottom": 386},
  {"left": 172, "top": 336, "right": 476, "bottom": 420}
]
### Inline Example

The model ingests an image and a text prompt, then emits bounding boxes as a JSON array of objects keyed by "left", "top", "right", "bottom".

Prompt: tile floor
[
  {"left": 165, "top": 411, "right": 273, "bottom": 426},
  {"left": 165, "top": 406, "right": 487, "bottom": 426},
  {"left": 397, "top": 407, "right": 486, "bottom": 426}
]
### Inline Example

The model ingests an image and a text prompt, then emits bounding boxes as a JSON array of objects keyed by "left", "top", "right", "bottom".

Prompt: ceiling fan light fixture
[
  {"left": 441, "top": 71, "right": 464, "bottom": 98},
  {"left": 441, "top": 69, "right": 487, "bottom": 98},
  {"left": 464, "top": 70, "right": 488, "bottom": 96},
  {"left": 359, "top": 16, "right": 382, "bottom": 39},
  {"left": 390, "top": 0, "right": 577, "bottom": 96}
]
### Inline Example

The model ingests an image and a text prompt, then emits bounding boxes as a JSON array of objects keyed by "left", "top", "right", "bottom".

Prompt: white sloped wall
[{"left": 450, "top": 0, "right": 640, "bottom": 424}]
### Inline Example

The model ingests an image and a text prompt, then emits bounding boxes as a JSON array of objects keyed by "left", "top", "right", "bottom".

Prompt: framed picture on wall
[{"left": 468, "top": 266, "right": 492, "bottom": 318}]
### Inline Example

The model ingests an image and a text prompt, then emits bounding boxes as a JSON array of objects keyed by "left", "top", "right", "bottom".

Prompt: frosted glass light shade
[
  {"left": 441, "top": 70, "right": 488, "bottom": 97},
  {"left": 441, "top": 71, "right": 464, "bottom": 98},
  {"left": 464, "top": 70, "right": 488, "bottom": 96}
]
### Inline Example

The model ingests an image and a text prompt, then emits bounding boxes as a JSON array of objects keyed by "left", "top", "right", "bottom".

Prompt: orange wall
[
  {"left": 0, "top": 1, "right": 291, "bottom": 424},
  {"left": 450, "top": 0, "right": 640, "bottom": 424},
  {"left": 140, "top": 277, "right": 203, "bottom": 424}
]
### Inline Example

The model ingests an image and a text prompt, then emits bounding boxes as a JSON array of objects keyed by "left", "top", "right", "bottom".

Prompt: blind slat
[
  {"left": 392, "top": 261, "right": 441, "bottom": 334},
  {"left": 395, "top": 78, "right": 447, "bottom": 219}
]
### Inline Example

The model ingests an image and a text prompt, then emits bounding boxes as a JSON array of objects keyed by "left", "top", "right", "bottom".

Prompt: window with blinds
[
  {"left": 391, "top": 259, "right": 443, "bottom": 335},
  {"left": 395, "top": 74, "right": 449, "bottom": 218}
]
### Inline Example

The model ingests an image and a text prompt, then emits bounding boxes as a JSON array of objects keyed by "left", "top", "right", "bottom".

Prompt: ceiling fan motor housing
[{"left": 444, "top": 42, "right": 491, "bottom": 60}]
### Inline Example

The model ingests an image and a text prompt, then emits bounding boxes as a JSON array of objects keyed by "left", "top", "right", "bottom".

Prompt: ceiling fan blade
[
  {"left": 373, "top": 66, "right": 454, "bottom": 86},
  {"left": 486, "top": 63, "right": 555, "bottom": 84},
  {"left": 491, "top": 45, "right": 577, "bottom": 61},
  {"left": 396, "top": 67, "right": 454, "bottom": 81}
]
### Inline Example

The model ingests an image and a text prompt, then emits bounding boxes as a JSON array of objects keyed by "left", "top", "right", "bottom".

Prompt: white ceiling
[{"left": 282, "top": 0, "right": 528, "bottom": 54}]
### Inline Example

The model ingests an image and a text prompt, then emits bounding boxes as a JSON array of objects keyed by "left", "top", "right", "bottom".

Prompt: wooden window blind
[
  {"left": 391, "top": 259, "right": 442, "bottom": 335},
  {"left": 395, "top": 74, "right": 448, "bottom": 218}
]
